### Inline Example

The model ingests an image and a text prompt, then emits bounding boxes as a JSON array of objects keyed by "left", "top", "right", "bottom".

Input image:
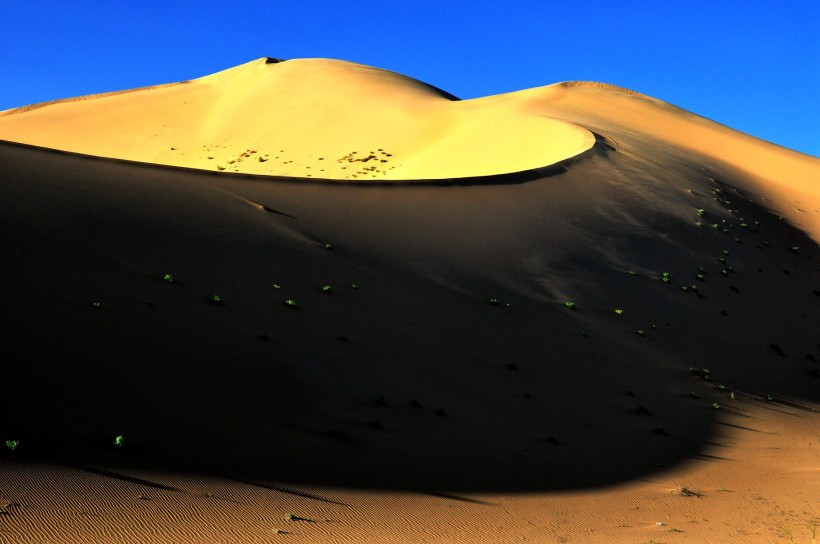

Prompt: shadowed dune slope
[{"left": 1, "top": 124, "right": 817, "bottom": 491}]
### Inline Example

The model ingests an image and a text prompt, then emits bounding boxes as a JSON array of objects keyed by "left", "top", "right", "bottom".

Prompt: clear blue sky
[{"left": 2, "top": 1, "right": 818, "bottom": 157}]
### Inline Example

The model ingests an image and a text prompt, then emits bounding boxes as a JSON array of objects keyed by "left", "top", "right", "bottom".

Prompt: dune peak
[{"left": 0, "top": 57, "right": 594, "bottom": 180}]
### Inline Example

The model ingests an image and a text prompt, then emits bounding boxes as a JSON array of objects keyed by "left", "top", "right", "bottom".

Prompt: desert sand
[
  {"left": 0, "top": 58, "right": 594, "bottom": 181},
  {"left": 0, "top": 58, "right": 817, "bottom": 543}
]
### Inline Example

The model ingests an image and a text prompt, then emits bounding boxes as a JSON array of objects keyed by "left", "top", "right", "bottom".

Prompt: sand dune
[
  {"left": 0, "top": 59, "right": 818, "bottom": 543},
  {"left": 3, "top": 56, "right": 816, "bottom": 237},
  {"left": 521, "top": 80, "right": 820, "bottom": 240},
  {"left": 0, "top": 57, "right": 594, "bottom": 180}
]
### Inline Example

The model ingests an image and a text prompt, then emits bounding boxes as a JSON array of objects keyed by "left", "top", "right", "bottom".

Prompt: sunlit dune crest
[{"left": 0, "top": 57, "right": 595, "bottom": 180}]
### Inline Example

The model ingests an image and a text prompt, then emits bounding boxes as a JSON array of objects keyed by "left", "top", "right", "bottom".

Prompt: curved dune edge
[
  {"left": 522, "top": 81, "right": 820, "bottom": 241},
  {"left": 0, "top": 134, "right": 606, "bottom": 189},
  {"left": 0, "top": 57, "right": 595, "bottom": 180}
]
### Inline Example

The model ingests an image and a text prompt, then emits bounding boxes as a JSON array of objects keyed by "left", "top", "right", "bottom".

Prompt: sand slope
[
  {"left": 0, "top": 59, "right": 818, "bottom": 543},
  {"left": 0, "top": 58, "right": 594, "bottom": 180},
  {"left": 2, "top": 56, "right": 815, "bottom": 235},
  {"left": 524, "top": 81, "right": 820, "bottom": 241}
]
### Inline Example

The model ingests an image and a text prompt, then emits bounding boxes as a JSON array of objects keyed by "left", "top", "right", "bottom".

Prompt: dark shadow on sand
[{"left": 1, "top": 137, "right": 816, "bottom": 493}]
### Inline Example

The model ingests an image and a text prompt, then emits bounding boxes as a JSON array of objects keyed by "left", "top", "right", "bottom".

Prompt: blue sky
[{"left": 2, "top": 1, "right": 818, "bottom": 157}]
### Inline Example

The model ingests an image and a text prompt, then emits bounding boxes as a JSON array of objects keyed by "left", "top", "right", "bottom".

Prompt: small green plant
[
  {"left": 730, "top": 391, "right": 735, "bottom": 400},
  {"left": 636, "top": 329, "right": 646, "bottom": 336},
  {"left": 614, "top": 309, "right": 624, "bottom": 315},
  {"left": 350, "top": 283, "right": 358, "bottom": 289},
  {"left": 661, "top": 272, "right": 671, "bottom": 283},
  {"left": 765, "top": 394, "right": 774, "bottom": 402},
  {"left": 209, "top": 295, "right": 222, "bottom": 305},
  {"left": 163, "top": 274, "right": 175, "bottom": 283},
  {"left": 711, "top": 402, "right": 721, "bottom": 410},
  {"left": 564, "top": 301, "right": 576, "bottom": 310},
  {"left": 272, "top": 283, "right": 281, "bottom": 290},
  {"left": 689, "top": 367, "right": 711, "bottom": 380},
  {"left": 323, "top": 243, "right": 334, "bottom": 250},
  {"left": 320, "top": 285, "right": 332, "bottom": 293},
  {"left": 5, "top": 440, "right": 19, "bottom": 451},
  {"left": 487, "top": 297, "right": 499, "bottom": 306},
  {"left": 629, "top": 270, "right": 637, "bottom": 276},
  {"left": 114, "top": 435, "right": 124, "bottom": 447},
  {"left": 92, "top": 302, "right": 101, "bottom": 308},
  {"left": 284, "top": 299, "right": 297, "bottom": 308},
  {"left": 697, "top": 208, "right": 705, "bottom": 217}
]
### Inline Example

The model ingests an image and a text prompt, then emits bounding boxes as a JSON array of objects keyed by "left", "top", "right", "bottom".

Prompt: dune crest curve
[{"left": 0, "top": 57, "right": 595, "bottom": 180}]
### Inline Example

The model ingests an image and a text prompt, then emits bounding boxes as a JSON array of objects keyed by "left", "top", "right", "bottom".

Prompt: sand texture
[
  {"left": 0, "top": 58, "right": 818, "bottom": 543},
  {"left": 0, "top": 58, "right": 594, "bottom": 181}
]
